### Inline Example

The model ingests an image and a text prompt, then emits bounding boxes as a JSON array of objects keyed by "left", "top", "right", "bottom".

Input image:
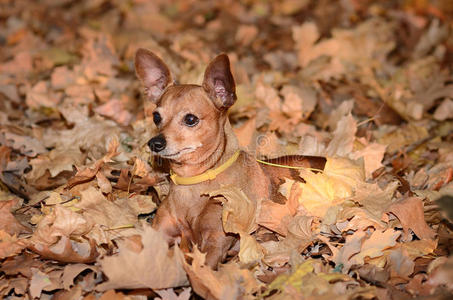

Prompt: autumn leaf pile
[{"left": 1, "top": 0, "right": 453, "bottom": 299}]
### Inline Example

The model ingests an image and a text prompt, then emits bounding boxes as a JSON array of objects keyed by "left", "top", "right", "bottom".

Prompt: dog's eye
[
  {"left": 153, "top": 112, "right": 162, "bottom": 125},
  {"left": 183, "top": 114, "right": 199, "bottom": 127}
]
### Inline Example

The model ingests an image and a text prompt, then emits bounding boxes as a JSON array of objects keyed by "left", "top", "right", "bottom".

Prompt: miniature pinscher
[{"left": 135, "top": 49, "right": 326, "bottom": 268}]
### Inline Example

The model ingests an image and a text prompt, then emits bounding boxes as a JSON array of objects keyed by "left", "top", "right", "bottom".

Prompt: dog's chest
[{"left": 168, "top": 153, "right": 271, "bottom": 224}]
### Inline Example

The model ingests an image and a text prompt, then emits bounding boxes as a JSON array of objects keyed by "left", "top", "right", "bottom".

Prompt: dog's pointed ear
[
  {"left": 202, "top": 54, "right": 236, "bottom": 110},
  {"left": 135, "top": 48, "right": 172, "bottom": 103}
]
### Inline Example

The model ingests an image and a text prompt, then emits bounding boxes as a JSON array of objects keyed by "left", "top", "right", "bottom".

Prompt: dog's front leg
[
  {"left": 194, "top": 200, "right": 235, "bottom": 269},
  {"left": 152, "top": 200, "right": 181, "bottom": 245}
]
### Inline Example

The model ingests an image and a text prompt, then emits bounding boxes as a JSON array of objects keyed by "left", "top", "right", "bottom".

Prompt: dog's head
[{"left": 135, "top": 49, "right": 236, "bottom": 164}]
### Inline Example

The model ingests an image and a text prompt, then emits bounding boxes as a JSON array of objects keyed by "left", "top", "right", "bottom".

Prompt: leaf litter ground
[{"left": 0, "top": 0, "right": 453, "bottom": 299}]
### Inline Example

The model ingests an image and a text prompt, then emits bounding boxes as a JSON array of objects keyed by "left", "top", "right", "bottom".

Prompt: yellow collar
[{"left": 170, "top": 150, "right": 240, "bottom": 185}]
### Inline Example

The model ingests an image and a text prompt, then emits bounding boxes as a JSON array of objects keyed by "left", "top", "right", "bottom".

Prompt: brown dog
[{"left": 135, "top": 49, "right": 326, "bottom": 268}]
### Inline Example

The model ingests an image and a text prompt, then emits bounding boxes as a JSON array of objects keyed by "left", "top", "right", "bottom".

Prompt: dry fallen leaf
[
  {"left": 0, "top": 200, "right": 30, "bottom": 236},
  {"left": 0, "top": 230, "right": 28, "bottom": 259},
  {"left": 294, "top": 157, "right": 365, "bottom": 217},
  {"left": 386, "top": 197, "right": 436, "bottom": 241},
  {"left": 183, "top": 247, "right": 260, "bottom": 300},
  {"left": 97, "top": 226, "right": 188, "bottom": 290}
]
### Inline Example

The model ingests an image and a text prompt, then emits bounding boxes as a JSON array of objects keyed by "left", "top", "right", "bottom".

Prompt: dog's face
[{"left": 135, "top": 49, "right": 236, "bottom": 164}]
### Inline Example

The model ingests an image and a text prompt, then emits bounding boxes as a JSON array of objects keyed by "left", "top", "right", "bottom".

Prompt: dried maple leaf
[
  {"left": 96, "top": 226, "right": 188, "bottom": 290},
  {"left": 294, "top": 157, "right": 365, "bottom": 218},
  {"left": 257, "top": 198, "right": 295, "bottom": 236},
  {"left": 281, "top": 85, "right": 317, "bottom": 121},
  {"left": 351, "top": 181, "right": 399, "bottom": 222}
]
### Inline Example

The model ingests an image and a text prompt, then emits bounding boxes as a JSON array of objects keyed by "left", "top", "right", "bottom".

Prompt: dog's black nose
[{"left": 148, "top": 134, "right": 166, "bottom": 152}]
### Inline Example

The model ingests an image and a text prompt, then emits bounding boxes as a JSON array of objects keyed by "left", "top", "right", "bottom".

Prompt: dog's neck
[{"left": 169, "top": 118, "right": 239, "bottom": 178}]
